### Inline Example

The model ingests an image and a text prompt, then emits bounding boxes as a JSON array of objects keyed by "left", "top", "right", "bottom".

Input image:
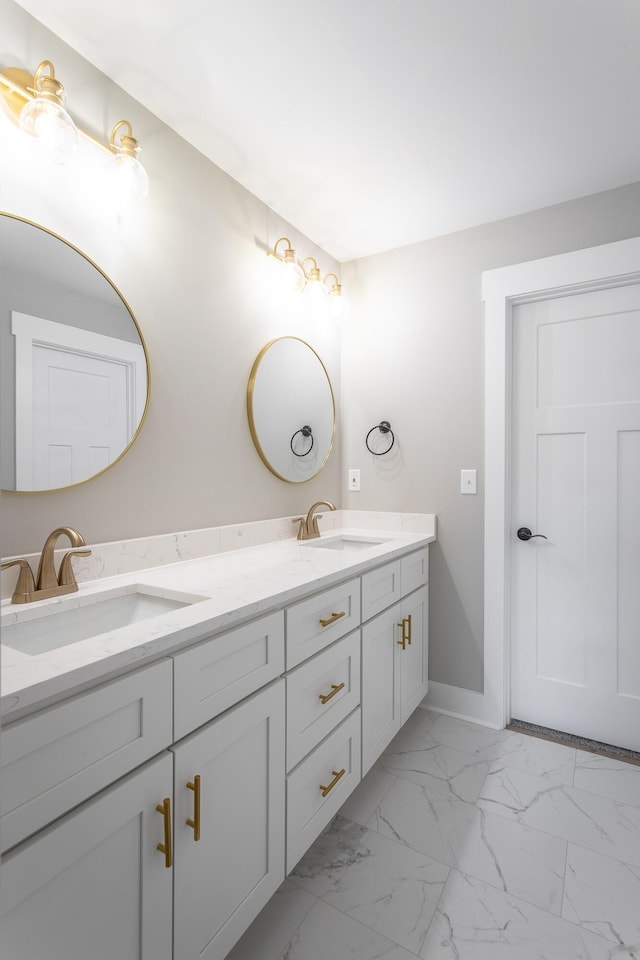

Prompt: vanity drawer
[
  {"left": 401, "top": 547, "right": 429, "bottom": 596},
  {"left": 286, "top": 578, "right": 360, "bottom": 669},
  {"left": 172, "top": 610, "right": 284, "bottom": 740},
  {"left": 286, "top": 630, "right": 360, "bottom": 771},
  {"left": 361, "top": 560, "right": 402, "bottom": 622},
  {"left": 1, "top": 659, "right": 172, "bottom": 853},
  {"left": 286, "top": 707, "right": 361, "bottom": 872}
]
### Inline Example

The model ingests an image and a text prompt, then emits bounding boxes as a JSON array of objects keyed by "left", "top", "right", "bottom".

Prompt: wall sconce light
[
  {"left": 110, "top": 120, "right": 149, "bottom": 201},
  {"left": 267, "top": 237, "right": 307, "bottom": 293},
  {"left": 323, "top": 272, "right": 349, "bottom": 320},
  {"left": 17, "top": 60, "right": 77, "bottom": 163},
  {"left": 0, "top": 59, "right": 149, "bottom": 199},
  {"left": 301, "top": 257, "right": 328, "bottom": 304},
  {"left": 266, "top": 237, "right": 346, "bottom": 316}
]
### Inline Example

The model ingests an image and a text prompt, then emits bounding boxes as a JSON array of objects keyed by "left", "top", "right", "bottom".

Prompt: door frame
[{"left": 482, "top": 236, "right": 640, "bottom": 730}]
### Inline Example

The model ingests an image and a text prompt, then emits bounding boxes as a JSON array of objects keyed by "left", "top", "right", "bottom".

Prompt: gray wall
[
  {"left": 342, "top": 182, "right": 640, "bottom": 693},
  {"left": 1, "top": 0, "right": 342, "bottom": 555}
]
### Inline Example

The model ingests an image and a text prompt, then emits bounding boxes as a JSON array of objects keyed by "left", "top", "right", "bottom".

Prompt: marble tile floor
[{"left": 227, "top": 708, "right": 640, "bottom": 959}]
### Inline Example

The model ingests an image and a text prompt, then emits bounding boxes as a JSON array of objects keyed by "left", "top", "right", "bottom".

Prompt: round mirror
[
  {"left": 247, "top": 337, "right": 335, "bottom": 483},
  {"left": 0, "top": 213, "right": 150, "bottom": 493}
]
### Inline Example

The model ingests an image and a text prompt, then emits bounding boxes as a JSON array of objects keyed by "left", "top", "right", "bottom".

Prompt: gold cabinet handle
[
  {"left": 406, "top": 613, "right": 412, "bottom": 645},
  {"left": 318, "top": 682, "right": 345, "bottom": 705},
  {"left": 397, "top": 617, "right": 409, "bottom": 650},
  {"left": 186, "top": 774, "right": 201, "bottom": 842},
  {"left": 319, "top": 610, "right": 346, "bottom": 628},
  {"left": 155, "top": 797, "right": 173, "bottom": 868},
  {"left": 319, "top": 768, "right": 346, "bottom": 797}
]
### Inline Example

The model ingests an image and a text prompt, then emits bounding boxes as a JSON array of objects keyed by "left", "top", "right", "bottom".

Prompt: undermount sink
[
  {"left": 1, "top": 586, "right": 205, "bottom": 657},
  {"left": 304, "top": 535, "right": 390, "bottom": 551}
]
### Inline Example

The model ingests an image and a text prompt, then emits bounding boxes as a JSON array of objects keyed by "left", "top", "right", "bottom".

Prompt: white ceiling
[{"left": 12, "top": 0, "right": 640, "bottom": 262}]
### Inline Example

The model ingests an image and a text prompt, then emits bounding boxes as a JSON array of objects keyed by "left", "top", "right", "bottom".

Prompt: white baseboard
[{"left": 421, "top": 681, "right": 504, "bottom": 730}]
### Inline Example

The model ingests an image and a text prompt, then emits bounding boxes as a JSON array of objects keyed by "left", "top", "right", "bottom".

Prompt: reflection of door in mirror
[
  {"left": 12, "top": 313, "right": 146, "bottom": 490},
  {"left": 0, "top": 213, "right": 150, "bottom": 493}
]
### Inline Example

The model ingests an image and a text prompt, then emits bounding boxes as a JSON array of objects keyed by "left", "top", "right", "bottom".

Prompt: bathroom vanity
[{"left": 1, "top": 517, "right": 434, "bottom": 960}]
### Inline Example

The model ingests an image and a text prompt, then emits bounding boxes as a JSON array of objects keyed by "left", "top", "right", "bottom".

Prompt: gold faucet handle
[
  {"left": 292, "top": 517, "right": 306, "bottom": 540},
  {"left": 1, "top": 559, "right": 36, "bottom": 603},
  {"left": 58, "top": 549, "right": 92, "bottom": 587}
]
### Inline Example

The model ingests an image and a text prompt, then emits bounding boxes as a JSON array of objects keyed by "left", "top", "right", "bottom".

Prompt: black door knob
[{"left": 517, "top": 527, "right": 548, "bottom": 541}]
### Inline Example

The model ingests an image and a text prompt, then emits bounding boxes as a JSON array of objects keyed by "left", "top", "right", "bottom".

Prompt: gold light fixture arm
[
  {"left": 267, "top": 236, "right": 299, "bottom": 264},
  {"left": 301, "top": 256, "right": 322, "bottom": 282},
  {"left": 323, "top": 272, "right": 342, "bottom": 296},
  {"left": 110, "top": 119, "right": 140, "bottom": 157}
]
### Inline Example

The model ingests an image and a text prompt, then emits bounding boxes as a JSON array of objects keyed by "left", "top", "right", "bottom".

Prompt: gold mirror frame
[
  {"left": 0, "top": 213, "right": 150, "bottom": 494},
  {"left": 247, "top": 336, "right": 336, "bottom": 484}
]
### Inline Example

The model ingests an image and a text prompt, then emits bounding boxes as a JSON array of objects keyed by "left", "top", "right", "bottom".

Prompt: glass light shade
[
  {"left": 112, "top": 152, "right": 150, "bottom": 201},
  {"left": 282, "top": 258, "right": 306, "bottom": 294},
  {"left": 19, "top": 95, "right": 77, "bottom": 164},
  {"left": 330, "top": 292, "right": 349, "bottom": 320},
  {"left": 303, "top": 277, "right": 328, "bottom": 302}
]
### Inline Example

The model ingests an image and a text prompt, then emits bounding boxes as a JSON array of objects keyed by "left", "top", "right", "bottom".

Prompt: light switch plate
[
  {"left": 460, "top": 469, "right": 477, "bottom": 495},
  {"left": 348, "top": 469, "right": 361, "bottom": 492}
]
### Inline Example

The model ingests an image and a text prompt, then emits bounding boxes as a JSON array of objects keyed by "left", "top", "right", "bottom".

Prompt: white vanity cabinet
[
  {"left": 361, "top": 550, "right": 429, "bottom": 775},
  {"left": 1, "top": 616, "right": 285, "bottom": 960},
  {"left": 0, "top": 538, "right": 431, "bottom": 960},
  {"left": 1, "top": 752, "right": 174, "bottom": 960}
]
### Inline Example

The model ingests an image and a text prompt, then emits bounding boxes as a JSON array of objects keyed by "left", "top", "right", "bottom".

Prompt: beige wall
[
  {"left": 0, "top": 0, "right": 342, "bottom": 556},
  {"left": 4, "top": 1, "right": 640, "bottom": 699},
  {"left": 342, "top": 182, "right": 640, "bottom": 693}
]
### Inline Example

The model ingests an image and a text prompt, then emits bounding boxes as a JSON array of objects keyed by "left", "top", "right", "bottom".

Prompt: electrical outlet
[
  {"left": 460, "top": 469, "right": 477, "bottom": 495},
  {"left": 348, "top": 469, "right": 361, "bottom": 491}
]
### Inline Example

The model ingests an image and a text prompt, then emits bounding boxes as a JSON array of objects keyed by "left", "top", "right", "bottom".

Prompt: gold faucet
[
  {"left": 1, "top": 527, "right": 91, "bottom": 604},
  {"left": 292, "top": 500, "right": 337, "bottom": 541}
]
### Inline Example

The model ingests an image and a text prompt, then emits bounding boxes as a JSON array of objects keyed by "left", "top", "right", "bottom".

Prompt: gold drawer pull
[
  {"left": 186, "top": 774, "right": 201, "bottom": 841},
  {"left": 397, "top": 617, "right": 409, "bottom": 650},
  {"left": 155, "top": 797, "right": 173, "bottom": 868},
  {"left": 406, "top": 613, "right": 412, "bottom": 645},
  {"left": 319, "top": 768, "right": 346, "bottom": 797},
  {"left": 319, "top": 610, "right": 346, "bottom": 628},
  {"left": 318, "top": 682, "right": 345, "bottom": 705}
]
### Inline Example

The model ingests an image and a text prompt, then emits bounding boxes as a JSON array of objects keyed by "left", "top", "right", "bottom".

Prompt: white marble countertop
[{"left": 1, "top": 518, "right": 435, "bottom": 721}]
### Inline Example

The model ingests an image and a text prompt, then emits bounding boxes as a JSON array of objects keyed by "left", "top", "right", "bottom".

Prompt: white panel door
[
  {"left": 511, "top": 283, "right": 640, "bottom": 750},
  {"left": 31, "top": 343, "right": 129, "bottom": 487},
  {"left": 12, "top": 311, "right": 145, "bottom": 489}
]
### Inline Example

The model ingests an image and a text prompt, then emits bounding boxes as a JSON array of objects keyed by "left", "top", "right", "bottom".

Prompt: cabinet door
[
  {"left": 172, "top": 679, "right": 285, "bottom": 960},
  {"left": 400, "top": 585, "right": 429, "bottom": 723},
  {"left": 1, "top": 753, "right": 173, "bottom": 960},
  {"left": 361, "top": 601, "right": 402, "bottom": 776}
]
